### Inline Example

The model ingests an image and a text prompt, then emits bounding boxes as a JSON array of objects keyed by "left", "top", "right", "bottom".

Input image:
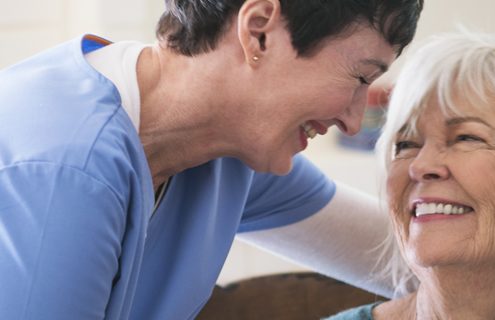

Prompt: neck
[
  {"left": 136, "top": 44, "right": 242, "bottom": 189},
  {"left": 413, "top": 264, "right": 495, "bottom": 320}
]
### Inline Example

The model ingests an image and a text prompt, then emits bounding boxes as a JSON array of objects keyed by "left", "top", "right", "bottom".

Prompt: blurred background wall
[
  {"left": 2, "top": 0, "right": 495, "bottom": 285},
  {"left": 0, "top": 0, "right": 161, "bottom": 68}
]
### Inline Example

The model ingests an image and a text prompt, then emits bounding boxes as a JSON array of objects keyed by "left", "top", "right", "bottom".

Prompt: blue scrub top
[{"left": 0, "top": 35, "right": 335, "bottom": 319}]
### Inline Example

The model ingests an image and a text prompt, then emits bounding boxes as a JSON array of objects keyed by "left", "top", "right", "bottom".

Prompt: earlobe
[{"left": 237, "top": 0, "right": 280, "bottom": 66}]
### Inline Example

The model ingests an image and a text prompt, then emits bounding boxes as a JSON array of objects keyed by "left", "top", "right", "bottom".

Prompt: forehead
[
  {"left": 433, "top": 87, "right": 494, "bottom": 118},
  {"left": 405, "top": 91, "right": 495, "bottom": 135}
]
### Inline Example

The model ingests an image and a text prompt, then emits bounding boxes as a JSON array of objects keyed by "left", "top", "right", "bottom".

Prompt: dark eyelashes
[
  {"left": 455, "top": 134, "right": 485, "bottom": 143},
  {"left": 394, "top": 134, "right": 487, "bottom": 155},
  {"left": 394, "top": 140, "right": 418, "bottom": 154},
  {"left": 358, "top": 76, "right": 370, "bottom": 85}
]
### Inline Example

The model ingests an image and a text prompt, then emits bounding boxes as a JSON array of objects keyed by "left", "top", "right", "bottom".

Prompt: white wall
[
  {"left": 382, "top": 0, "right": 495, "bottom": 82},
  {"left": 2, "top": 0, "right": 495, "bottom": 285},
  {"left": 0, "top": 0, "right": 162, "bottom": 68}
]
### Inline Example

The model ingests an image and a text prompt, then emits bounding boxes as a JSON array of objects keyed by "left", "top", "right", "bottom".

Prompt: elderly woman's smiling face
[{"left": 386, "top": 92, "right": 495, "bottom": 270}]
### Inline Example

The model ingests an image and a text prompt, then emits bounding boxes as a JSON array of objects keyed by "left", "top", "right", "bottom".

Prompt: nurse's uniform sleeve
[
  {"left": 0, "top": 162, "right": 126, "bottom": 319},
  {"left": 238, "top": 156, "right": 417, "bottom": 299}
]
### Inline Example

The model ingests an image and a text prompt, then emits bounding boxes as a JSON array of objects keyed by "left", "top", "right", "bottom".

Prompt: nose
[
  {"left": 338, "top": 89, "right": 367, "bottom": 136},
  {"left": 408, "top": 144, "right": 450, "bottom": 182}
]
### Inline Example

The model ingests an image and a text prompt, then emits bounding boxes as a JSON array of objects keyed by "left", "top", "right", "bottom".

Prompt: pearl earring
[{"left": 252, "top": 56, "right": 259, "bottom": 62}]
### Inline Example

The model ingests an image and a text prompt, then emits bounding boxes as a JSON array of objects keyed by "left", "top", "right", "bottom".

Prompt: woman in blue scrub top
[{"left": 0, "top": 1, "right": 423, "bottom": 319}]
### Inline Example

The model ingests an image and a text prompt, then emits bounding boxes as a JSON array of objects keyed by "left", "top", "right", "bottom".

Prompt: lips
[{"left": 299, "top": 128, "right": 309, "bottom": 150}]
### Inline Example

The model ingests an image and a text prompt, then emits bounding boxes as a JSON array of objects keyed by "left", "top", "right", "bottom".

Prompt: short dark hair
[{"left": 157, "top": 0, "right": 424, "bottom": 57}]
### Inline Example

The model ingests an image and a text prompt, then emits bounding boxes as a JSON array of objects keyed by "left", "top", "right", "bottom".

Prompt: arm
[
  {"left": 237, "top": 181, "right": 416, "bottom": 298},
  {"left": 0, "top": 162, "right": 131, "bottom": 319}
]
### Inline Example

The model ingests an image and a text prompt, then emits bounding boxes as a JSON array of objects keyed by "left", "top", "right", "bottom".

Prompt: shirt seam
[{"left": 0, "top": 160, "right": 125, "bottom": 207}]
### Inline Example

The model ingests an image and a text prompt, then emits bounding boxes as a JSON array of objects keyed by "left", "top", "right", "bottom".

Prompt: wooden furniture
[{"left": 197, "top": 272, "right": 386, "bottom": 320}]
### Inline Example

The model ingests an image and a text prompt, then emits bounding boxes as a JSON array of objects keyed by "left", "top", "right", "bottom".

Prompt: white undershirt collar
[{"left": 85, "top": 41, "right": 147, "bottom": 132}]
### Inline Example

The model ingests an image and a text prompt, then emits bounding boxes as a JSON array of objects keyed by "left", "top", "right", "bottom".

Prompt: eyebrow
[
  {"left": 446, "top": 116, "right": 494, "bottom": 129},
  {"left": 359, "top": 59, "right": 389, "bottom": 73},
  {"left": 397, "top": 116, "right": 494, "bottom": 135}
]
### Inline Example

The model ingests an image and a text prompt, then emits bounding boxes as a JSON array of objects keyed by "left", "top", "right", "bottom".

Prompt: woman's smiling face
[
  {"left": 387, "top": 92, "right": 495, "bottom": 270},
  {"left": 236, "top": 24, "right": 396, "bottom": 175}
]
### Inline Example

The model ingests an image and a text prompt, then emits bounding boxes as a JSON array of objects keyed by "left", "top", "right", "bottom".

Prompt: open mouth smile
[
  {"left": 412, "top": 202, "right": 474, "bottom": 217},
  {"left": 301, "top": 121, "right": 329, "bottom": 139},
  {"left": 302, "top": 122, "right": 317, "bottom": 139}
]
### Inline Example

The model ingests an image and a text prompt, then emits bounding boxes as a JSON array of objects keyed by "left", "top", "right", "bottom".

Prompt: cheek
[
  {"left": 453, "top": 152, "right": 495, "bottom": 202},
  {"left": 302, "top": 81, "right": 356, "bottom": 116},
  {"left": 449, "top": 153, "right": 495, "bottom": 261},
  {"left": 318, "top": 89, "right": 355, "bottom": 118}
]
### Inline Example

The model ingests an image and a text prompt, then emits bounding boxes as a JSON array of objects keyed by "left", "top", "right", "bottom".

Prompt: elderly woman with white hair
[{"left": 327, "top": 31, "right": 495, "bottom": 319}]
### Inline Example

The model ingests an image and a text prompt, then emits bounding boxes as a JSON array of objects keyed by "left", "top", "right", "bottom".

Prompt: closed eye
[
  {"left": 395, "top": 140, "right": 420, "bottom": 155},
  {"left": 358, "top": 76, "right": 370, "bottom": 85},
  {"left": 455, "top": 134, "right": 485, "bottom": 143}
]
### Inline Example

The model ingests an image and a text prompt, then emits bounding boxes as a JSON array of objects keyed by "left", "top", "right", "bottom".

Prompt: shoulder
[
  {"left": 0, "top": 37, "right": 122, "bottom": 167},
  {"left": 0, "top": 35, "right": 149, "bottom": 183},
  {"left": 325, "top": 302, "right": 383, "bottom": 320},
  {"left": 0, "top": 101, "right": 147, "bottom": 195},
  {"left": 0, "top": 37, "right": 153, "bottom": 213}
]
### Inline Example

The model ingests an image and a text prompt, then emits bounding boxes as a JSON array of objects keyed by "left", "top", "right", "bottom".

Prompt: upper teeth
[
  {"left": 415, "top": 203, "right": 472, "bottom": 217},
  {"left": 302, "top": 123, "right": 317, "bottom": 139}
]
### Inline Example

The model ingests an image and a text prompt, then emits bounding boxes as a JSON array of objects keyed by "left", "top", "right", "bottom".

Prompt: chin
[
  {"left": 242, "top": 144, "right": 296, "bottom": 174},
  {"left": 248, "top": 157, "right": 294, "bottom": 175},
  {"left": 267, "top": 157, "right": 294, "bottom": 176},
  {"left": 269, "top": 165, "right": 293, "bottom": 176},
  {"left": 405, "top": 245, "right": 466, "bottom": 270}
]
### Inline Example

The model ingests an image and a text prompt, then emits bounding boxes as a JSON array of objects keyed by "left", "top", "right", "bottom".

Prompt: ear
[{"left": 237, "top": 0, "right": 281, "bottom": 67}]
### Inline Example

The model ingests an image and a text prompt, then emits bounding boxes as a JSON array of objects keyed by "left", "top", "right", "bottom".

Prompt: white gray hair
[
  {"left": 378, "top": 30, "right": 495, "bottom": 171},
  {"left": 375, "top": 30, "right": 495, "bottom": 297}
]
